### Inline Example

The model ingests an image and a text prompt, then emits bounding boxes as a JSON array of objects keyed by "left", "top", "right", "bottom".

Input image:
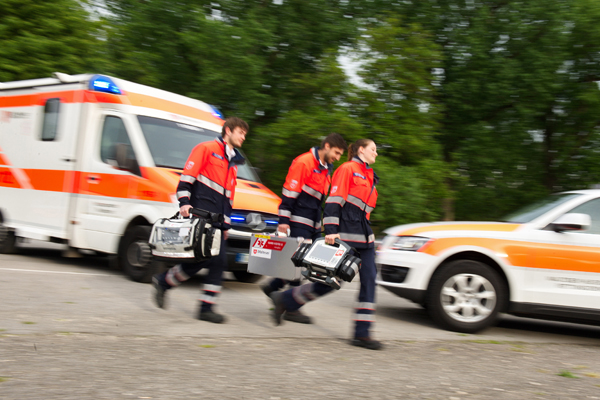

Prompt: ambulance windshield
[{"left": 137, "top": 116, "right": 260, "bottom": 182}]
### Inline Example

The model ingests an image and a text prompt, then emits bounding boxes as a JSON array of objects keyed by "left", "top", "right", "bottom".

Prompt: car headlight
[{"left": 383, "top": 236, "right": 433, "bottom": 252}]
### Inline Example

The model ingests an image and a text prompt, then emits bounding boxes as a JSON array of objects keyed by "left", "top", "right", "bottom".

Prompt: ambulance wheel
[
  {"left": 120, "top": 225, "right": 157, "bottom": 283},
  {"left": 0, "top": 222, "right": 17, "bottom": 254},
  {"left": 232, "top": 270, "right": 261, "bottom": 283},
  {"left": 426, "top": 260, "right": 506, "bottom": 334}
]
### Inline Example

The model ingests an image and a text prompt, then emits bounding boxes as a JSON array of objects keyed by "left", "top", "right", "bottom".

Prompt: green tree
[
  {"left": 347, "top": 17, "right": 451, "bottom": 227},
  {"left": 352, "top": 0, "right": 600, "bottom": 220},
  {"left": 0, "top": 0, "right": 105, "bottom": 82}
]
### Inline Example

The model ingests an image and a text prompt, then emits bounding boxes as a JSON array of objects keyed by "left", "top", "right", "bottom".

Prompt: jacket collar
[
  {"left": 216, "top": 137, "right": 246, "bottom": 165},
  {"left": 311, "top": 147, "right": 332, "bottom": 172},
  {"left": 352, "top": 156, "right": 378, "bottom": 183}
]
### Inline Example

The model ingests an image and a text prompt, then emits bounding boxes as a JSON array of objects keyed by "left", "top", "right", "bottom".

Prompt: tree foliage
[
  {"left": 0, "top": 0, "right": 105, "bottom": 81},
  {"left": 4, "top": 0, "right": 600, "bottom": 230}
]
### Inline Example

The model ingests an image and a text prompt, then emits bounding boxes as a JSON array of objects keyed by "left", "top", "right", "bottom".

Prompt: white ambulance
[{"left": 0, "top": 73, "right": 281, "bottom": 282}]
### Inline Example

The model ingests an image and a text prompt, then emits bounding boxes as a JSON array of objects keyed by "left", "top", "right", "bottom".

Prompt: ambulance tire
[
  {"left": 232, "top": 270, "right": 261, "bottom": 283},
  {"left": 426, "top": 260, "right": 506, "bottom": 334},
  {"left": 120, "top": 225, "right": 160, "bottom": 283},
  {"left": 0, "top": 230, "right": 17, "bottom": 254}
]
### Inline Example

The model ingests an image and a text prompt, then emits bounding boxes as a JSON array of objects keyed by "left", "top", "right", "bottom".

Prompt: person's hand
[
  {"left": 325, "top": 233, "right": 340, "bottom": 245},
  {"left": 180, "top": 205, "right": 192, "bottom": 217},
  {"left": 223, "top": 230, "right": 229, "bottom": 241},
  {"left": 278, "top": 224, "right": 290, "bottom": 236}
]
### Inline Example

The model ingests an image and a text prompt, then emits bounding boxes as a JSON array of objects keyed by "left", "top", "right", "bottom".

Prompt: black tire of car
[
  {"left": 120, "top": 225, "right": 164, "bottom": 283},
  {"left": 426, "top": 259, "right": 506, "bottom": 334},
  {"left": 0, "top": 228, "right": 16, "bottom": 254},
  {"left": 232, "top": 270, "right": 261, "bottom": 283}
]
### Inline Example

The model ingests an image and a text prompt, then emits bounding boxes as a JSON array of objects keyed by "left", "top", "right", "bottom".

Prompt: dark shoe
[
  {"left": 283, "top": 310, "right": 313, "bottom": 324},
  {"left": 270, "top": 292, "right": 285, "bottom": 326},
  {"left": 350, "top": 337, "right": 383, "bottom": 350},
  {"left": 261, "top": 283, "right": 275, "bottom": 299},
  {"left": 199, "top": 310, "right": 226, "bottom": 324},
  {"left": 152, "top": 276, "right": 167, "bottom": 309}
]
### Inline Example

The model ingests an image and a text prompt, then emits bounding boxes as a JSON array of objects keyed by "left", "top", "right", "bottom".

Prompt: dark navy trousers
[
  {"left": 280, "top": 246, "right": 377, "bottom": 338},
  {"left": 155, "top": 234, "right": 226, "bottom": 312}
]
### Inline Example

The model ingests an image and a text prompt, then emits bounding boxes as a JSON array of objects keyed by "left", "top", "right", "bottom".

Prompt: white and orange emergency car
[
  {"left": 0, "top": 72, "right": 280, "bottom": 282},
  {"left": 376, "top": 190, "right": 600, "bottom": 333}
]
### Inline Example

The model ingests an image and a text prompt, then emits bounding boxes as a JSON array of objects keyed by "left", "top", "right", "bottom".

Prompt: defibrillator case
[
  {"left": 247, "top": 233, "right": 304, "bottom": 280},
  {"left": 148, "top": 208, "right": 223, "bottom": 263}
]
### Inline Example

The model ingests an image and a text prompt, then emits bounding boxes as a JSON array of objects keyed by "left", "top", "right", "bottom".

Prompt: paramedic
[
  {"left": 152, "top": 117, "right": 248, "bottom": 324},
  {"left": 271, "top": 139, "right": 382, "bottom": 350},
  {"left": 261, "top": 133, "right": 347, "bottom": 324}
]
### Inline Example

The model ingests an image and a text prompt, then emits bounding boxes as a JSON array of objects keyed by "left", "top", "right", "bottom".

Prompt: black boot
[
  {"left": 152, "top": 276, "right": 167, "bottom": 309},
  {"left": 198, "top": 309, "right": 226, "bottom": 324}
]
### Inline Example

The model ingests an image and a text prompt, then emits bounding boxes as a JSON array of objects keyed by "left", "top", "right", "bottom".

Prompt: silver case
[{"left": 247, "top": 234, "right": 303, "bottom": 280}]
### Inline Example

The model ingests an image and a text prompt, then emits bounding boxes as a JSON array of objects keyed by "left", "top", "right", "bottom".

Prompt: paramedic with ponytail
[
  {"left": 271, "top": 139, "right": 382, "bottom": 350},
  {"left": 151, "top": 117, "right": 248, "bottom": 324}
]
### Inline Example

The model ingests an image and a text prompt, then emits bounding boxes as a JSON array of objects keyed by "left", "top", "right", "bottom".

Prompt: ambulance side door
[{"left": 77, "top": 111, "right": 142, "bottom": 253}]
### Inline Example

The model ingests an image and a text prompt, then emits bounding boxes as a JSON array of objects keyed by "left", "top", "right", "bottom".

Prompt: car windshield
[
  {"left": 502, "top": 193, "right": 582, "bottom": 223},
  {"left": 137, "top": 115, "right": 259, "bottom": 182}
]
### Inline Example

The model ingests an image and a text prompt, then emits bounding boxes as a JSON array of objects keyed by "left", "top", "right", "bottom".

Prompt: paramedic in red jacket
[
  {"left": 270, "top": 139, "right": 382, "bottom": 350},
  {"left": 261, "top": 133, "right": 347, "bottom": 324},
  {"left": 152, "top": 117, "right": 248, "bottom": 324}
]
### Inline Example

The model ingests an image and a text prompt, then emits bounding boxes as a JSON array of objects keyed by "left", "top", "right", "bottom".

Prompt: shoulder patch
[
  {"left": 353, "top": 172, "right": 366, "bottom": 179},
  {"left": 212, "top": 152, "right": 224, "bottom": 160}
]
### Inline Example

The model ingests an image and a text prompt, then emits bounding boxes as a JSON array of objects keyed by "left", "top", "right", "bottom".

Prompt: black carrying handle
[{"left": 170, "top": 208, "right": 224, "bottom": 224}]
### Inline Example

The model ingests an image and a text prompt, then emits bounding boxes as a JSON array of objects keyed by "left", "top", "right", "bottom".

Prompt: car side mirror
[{"left": 549, "top": 213, "right": 591, "bottom": 233}]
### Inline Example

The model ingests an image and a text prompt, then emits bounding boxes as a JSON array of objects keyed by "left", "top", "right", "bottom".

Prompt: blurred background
[{"left": 2, "top": 0, "right": 600, "bottom": 234}]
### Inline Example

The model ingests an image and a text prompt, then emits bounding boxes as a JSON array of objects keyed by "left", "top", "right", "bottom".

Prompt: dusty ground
[{"left": 1, "top": 334, "right": 600, "bottom": 399}]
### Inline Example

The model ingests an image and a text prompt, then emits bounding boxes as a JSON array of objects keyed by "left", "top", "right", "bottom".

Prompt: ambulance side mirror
[{"left": 114, "top": 143, "right": 141, "bottom": 176}]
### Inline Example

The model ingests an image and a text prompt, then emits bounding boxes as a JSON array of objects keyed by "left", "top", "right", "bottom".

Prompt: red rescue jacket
[
  {"left": 278, "top": 147, "right": 332, "bottom": 233},
  {"left": 176, "top": 137, "right": 245, "bottom": 229},
  {"left": 324, "top": 157, "right": 378, "bottom": 248}
]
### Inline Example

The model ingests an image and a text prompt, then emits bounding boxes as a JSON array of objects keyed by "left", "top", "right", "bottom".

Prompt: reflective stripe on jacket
[
  {"left": 324, "top": 157, "right": 378, "bottom": 248},
  {"left": 176, "top": 137, "right": 245, "bottom": 230},
  {"left": 278, "top": 147, "right": 332, "bottom": 232}
]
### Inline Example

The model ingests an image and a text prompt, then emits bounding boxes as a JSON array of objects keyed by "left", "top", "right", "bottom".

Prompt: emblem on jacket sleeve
[
  {"left": 290, "top": 179, "right": 298, "bottom": 189},
  {"left": 332, "top": 186, "right": 338, "bottom": 193},
  {"left": 185, "top": 161, "right": 195, "bottom": 170}
]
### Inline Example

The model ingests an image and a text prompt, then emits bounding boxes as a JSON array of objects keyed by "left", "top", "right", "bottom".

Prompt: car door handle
[{"left": 87, "top": 175, "right": 101, "bottom": 183}]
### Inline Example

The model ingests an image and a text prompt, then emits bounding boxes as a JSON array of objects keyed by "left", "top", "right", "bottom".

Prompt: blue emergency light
[
  {"left": 210, "top": 105, "right": 224, "bottom": 120},
  {"left": 89, "top": 75, "right": 122, "bottom": 95}
]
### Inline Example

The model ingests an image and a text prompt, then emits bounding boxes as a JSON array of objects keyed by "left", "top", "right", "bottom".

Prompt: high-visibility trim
[
  {"left": 177, "top": 190, "right": 191, "bottom": 199},
  {"left": 279, "top": 209, "right": 292, "bottom": 218},
  {"left": 356, "top": 302, "right": 376, "bottom": 310},
  {"left": 224, "top": 215, "right": 231, "bottom": 224},
  {"left": 282, "top": 188, "right": 300, "bottom": 198},
  {"left": 365, "top": 205, "right": 374, "bottom": 213},
  {"left": 326, "top": 196, "right": 345, "bottom": 206},
  {"left": 290, "top": 215, "right": 318, "bottom": 228},
  {"left": 340, "top": 233, "right": 367, "bottom": 242},
  {"left": 323, "top": 217, "right": 339, "bottom": 225},
  {"left": 200, "top": 294, "right": 217, "bottom": 304},
  {"left": 225, "top": 189, "right": 232, "bottom": 198},
  {"left": 173, "top": 265, "right": 190, "bottom": 282},
  {"left": 197, "top": 174, "right": 225, "bottom": 194},
  {"left": 347, "top": 194, "right": 366, "bottom": 210},
  {"left": 204, "top": 284, "right": 221, "bottom": 293},
  {"left": 180, "top": 175, "right": 196, "bottom": 184},
  {"left": 302, "top": 184, "right": 322, "bottom": 200},
  {"left": 354, "top": 313, "right": 375, "bottom": 322}
]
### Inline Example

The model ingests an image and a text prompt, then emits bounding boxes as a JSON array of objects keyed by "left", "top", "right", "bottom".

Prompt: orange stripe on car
[
  {"left": 423, "top": 237, "right": 600, "bottom": 273},
  {"left": 400, "top": 223, "right": 521, "bottom": 236}
]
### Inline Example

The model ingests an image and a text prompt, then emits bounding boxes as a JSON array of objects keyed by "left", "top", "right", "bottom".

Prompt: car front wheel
[
  {"left": 120, "top": 225, "right": 164, "bottom": 283},
  {"left": 427, "top": 259, "right": 506, "bottom": 333}
]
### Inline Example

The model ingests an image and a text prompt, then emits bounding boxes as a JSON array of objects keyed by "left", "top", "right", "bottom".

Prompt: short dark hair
[
  {"left": 321, "top": 133, "right": 348, "bottom": 151},
  {"left": 221, "top": 117, "right": 249, "bottom": 137}
]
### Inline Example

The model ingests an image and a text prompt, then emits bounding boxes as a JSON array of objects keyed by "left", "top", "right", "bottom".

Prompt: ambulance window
[
  {"left": 100, "top": 116, "right": 139, "bottom": 175},
  {"left": 566, "top": 198, "right": 600, "bottom": 235},
  {"left": 41, "top": 98, "right": 60, "bottom": 141}
]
